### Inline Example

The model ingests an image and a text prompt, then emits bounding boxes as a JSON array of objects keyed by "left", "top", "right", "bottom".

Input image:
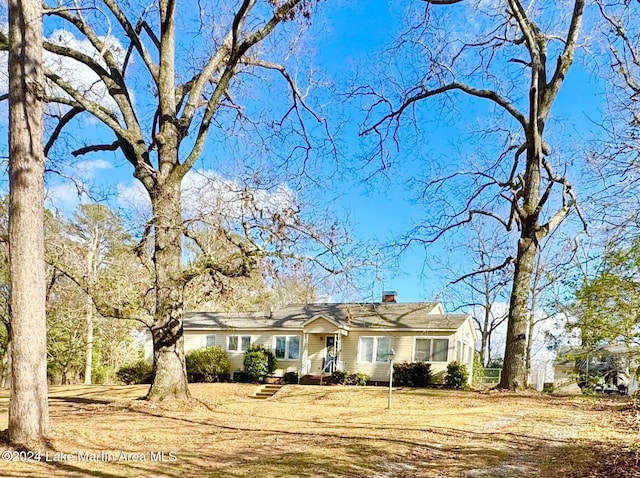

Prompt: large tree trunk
[
  {"left": 499, "top": 235, "right": 537, "bottom": 390},
  {"left": 7, "top": 0, "right": 50, "bottom": 443},
  {"left": 146, "top": 177, "right": 190, "bottom": 401},
  {"left": 499, "top": 116, "right": 543, "bottom": 390},
  {"left": 146, "top": 0, "right": 189, "bottom": 401}
]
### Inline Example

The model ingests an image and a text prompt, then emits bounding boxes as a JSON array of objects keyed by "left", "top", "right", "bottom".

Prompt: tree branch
[
  {"left": 449, "top": 256, "right": 515, "bottom": 286},
  {"left": 361, "top": 82, "right": 528, "bottom": 138},
  {"left": 541, "top": 0, "right": 586, "bottom": 118},
  {"left": 72, "top": 142, "right": 120, "bottom": 157},
  {"left": 44, "top": 106, "right": 83, "bottom": 157}
]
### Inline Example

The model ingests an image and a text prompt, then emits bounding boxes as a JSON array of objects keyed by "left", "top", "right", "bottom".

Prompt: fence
[{"left": 482, "top": 368, "right": 502, "bottom": 384}]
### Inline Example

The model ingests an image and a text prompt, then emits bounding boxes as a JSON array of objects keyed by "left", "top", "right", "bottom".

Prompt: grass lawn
[{"left": 0, "top": 383, "right": 638, "bottom": 477}]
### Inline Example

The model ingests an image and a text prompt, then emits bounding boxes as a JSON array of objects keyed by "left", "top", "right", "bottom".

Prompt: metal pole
[{"left": 388, "top": 356, "right": 394, "bottom": 409}]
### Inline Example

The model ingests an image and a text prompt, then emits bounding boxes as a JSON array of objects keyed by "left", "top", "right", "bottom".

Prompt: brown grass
[{"left": 0, "top": 384, "right": 637, "bottom": 477}]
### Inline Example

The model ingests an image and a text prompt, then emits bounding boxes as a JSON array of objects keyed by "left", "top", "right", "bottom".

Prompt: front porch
[{"left": 299, "top": 315, "right": 349, "bottom": 376}]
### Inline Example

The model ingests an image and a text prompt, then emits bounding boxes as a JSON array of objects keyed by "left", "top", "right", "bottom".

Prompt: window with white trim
[
  {"left": 227, "top": 335, "right": 251, "bottom": 352},
  {"left": 274, "top": 336, "right": 300, "bottom": 360},
  {"left": 414, "top": 338, "right": 449, "bottom": 362},
  {"left": 358, "top": 336, "right": 391, "bottom": 363},
  {"left": 466, "top": 344, "right": 474, "bottom": 368},
  {"left": 206, "top": 335, "right": 216, "bottom": 347},
  {"left": 456, "top": 340, "right": 463, "bottom": 361}
]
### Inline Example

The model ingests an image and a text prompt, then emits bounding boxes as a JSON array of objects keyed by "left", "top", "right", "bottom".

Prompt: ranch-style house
[{"left": 145, "top": 292, "right": 477, "bottom": 383}]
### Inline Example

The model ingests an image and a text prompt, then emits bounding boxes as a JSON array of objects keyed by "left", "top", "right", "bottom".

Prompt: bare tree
[
  {"left": 359, "top": 0, "right": 586, "bottom": 389},
  {"left": 7, "top": 0, "right": 49, "bottom": 442},
  {"left": 0, "top": 0, "right": 330, "bottom": 401},
  {"left": 61, "top": 204, "right": 134, "bottom": 384},
  {"left": 585, "top": 1, "right": 640, "bottom": 235},
  {"left": 456, "top": 223, "right": 512, "bottom": 367}
]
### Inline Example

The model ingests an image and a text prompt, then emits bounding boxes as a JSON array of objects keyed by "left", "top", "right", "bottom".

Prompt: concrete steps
[{"left": 252, "top": 384, "right": 284, "bottom": 399}]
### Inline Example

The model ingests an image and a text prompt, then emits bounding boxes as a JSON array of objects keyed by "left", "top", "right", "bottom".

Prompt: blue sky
[
  {"left": 305, "top": 1, "right": 606, "bottom": 304},
  {"left": 0, "top": 0, "right": 610, "bottom": 309}
]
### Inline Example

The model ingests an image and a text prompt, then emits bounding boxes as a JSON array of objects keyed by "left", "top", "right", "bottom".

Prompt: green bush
[
  {"left": 116, "top": 359, "right": 153, "bottom": 385},
  {"left": 445, "top": 361, "right": 469, "bottom": 389},
  {"left": 243, "top": 345, "right": 277, "bottom": 383},
  {"left": 91, "top": 365, "right": 108, "bottom": 385},
  {"left": 331, "top": 370, "right": 350, "bottom": 385},
  {"left": 283, "top": 371, "right": 299, "bottom": 384},
  {"left": 393, "top": 362, "right": 431, "bottom": 387},
  {"left": 330, "top": 370, "right": 369, "bottom": 386},
  {"left": 350, "top": 372, "right": 369, "bottom": 386},
  {"left": 186, "top": 346, "right": 230, "bottom": 383}
]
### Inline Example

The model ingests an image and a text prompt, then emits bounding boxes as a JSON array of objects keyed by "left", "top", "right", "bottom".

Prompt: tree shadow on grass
[
  {"left": 2, "top": 389, "right": 634, "bottom": 478},
  {"left": 49, "top": 397, "right": 112, "bottom": 405}
]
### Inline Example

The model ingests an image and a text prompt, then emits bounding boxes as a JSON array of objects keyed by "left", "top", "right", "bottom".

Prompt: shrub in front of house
[
  {"left": 330, "top": 370, "right": 369, "bottom": 386},
  {"left": 445, "top": 361, "right": 469, "bottom": 389},
  {"left": 186, "top": 346, "right": 230, "bottom": 383},
  {"left": 331, "top": 370, "right": 350, "bottom": 385},
  {"left": 283, "top": 371, "right": 299, "bottom": 384},
  {"left": 116, "top": 359, "right": 153, "bottom": 385},
  {"left": 393, "top": 361, "right": 431, "bottom": 387},
  {"left": 243, "top": 344, "right": 277, "bottom": 383},
  {"left": 350, "top": 371, "right": 370, "bottom": 386}
]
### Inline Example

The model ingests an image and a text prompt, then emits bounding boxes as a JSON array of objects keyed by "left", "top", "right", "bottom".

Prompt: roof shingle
[{"left": 183, "top": 302, "right": 470, "bottom": 331}]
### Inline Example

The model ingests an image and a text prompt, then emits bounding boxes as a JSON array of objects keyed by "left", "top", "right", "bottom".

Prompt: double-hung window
[
  {"left": 206, "top": 335, "right": 216, "bottom": 347},
  {"left": 456, "top": 340, "right": 463, "bottom": 361},
  {"left": 414, "top": 338, "right": 449, "bottom": 362},
  {"left": 274, "top": 336, "right": 300, "bottom": 360},
  {"left": 227, "top": 335, "right": 251, "bottom": 352},
  {"left": 358, "top": 336, "right": 391, "bottom": 363}
]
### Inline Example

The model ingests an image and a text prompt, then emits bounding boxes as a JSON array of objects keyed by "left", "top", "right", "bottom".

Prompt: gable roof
[{"left": 183, "top": 302, "right": 472, "bottom": 332}]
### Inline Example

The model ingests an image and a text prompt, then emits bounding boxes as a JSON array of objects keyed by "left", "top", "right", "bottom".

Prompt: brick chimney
[{"left": 382, "top": 291, "right": 397, "bottom": 303}]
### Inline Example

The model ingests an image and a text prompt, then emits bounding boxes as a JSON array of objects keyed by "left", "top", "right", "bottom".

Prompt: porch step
[{"left": 252, "top": 384, "right": 284, "bottom": 399}]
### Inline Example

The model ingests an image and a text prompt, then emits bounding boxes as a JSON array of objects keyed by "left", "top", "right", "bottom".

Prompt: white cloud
[
  {"left": 43, "top": 160, "right": 114, "bottom": 213},
  {"left": 0, "top": 28, "right": 126, "bottom": 113},
  {"left": 76, "top": 159, "right": 113, "bottom": 179},
  {"left": 44, "top": 29, "right": 125, "bottom": 112},
  {"left": 117, "top": 180, "right": 149, "bottom": 216},
  {"left": 46, "top": 182, "right": 87, "bottom": 211},
  {"left": 116, "top": 170, "right": 296, "bottom": 223},
  {"left": 182, "top": 170, "right": 296, "bottom": 221}
]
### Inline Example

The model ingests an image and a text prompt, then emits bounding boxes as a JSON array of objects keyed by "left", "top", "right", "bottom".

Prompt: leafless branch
[{"left": 449, "top": 256, "right": 515, "bottom": 286}]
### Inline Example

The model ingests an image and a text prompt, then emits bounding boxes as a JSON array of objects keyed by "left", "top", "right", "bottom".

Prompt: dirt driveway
[{"left": 0, "top": 384, "right": 637, "bottom": 477}]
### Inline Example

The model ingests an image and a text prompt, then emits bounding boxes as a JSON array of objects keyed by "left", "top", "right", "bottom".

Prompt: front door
[{"left": 325, "top": 336, "right": 336, "bottom": 373}]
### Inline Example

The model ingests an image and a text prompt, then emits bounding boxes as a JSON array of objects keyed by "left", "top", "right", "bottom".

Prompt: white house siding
[
  {"left": 144, "top": 310, "right": 478, "bottom": 383},
  {"left": 181, "top": 329, "right": 303, "bottom": 376},
  {"left": 339, "top": 330, "right": 457, "bottom": 382},
  {"left": 305, "top": 317, "right": 342, "bottom": 334},
  {"left": 307, "top": 333, "right": 329, "bottom": 374}
]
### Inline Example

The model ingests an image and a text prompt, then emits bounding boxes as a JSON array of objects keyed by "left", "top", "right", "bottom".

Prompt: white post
[{"left": 388, "top": 348, "right": 395, "bottom": 409}]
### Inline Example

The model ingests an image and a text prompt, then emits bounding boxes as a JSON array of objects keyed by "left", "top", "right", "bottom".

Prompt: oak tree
[
  {"left": 0, "top": 0, "right": 330, "bottom": 400},
  {"left": 7, "top": 0, "right": 50, "bottom": 442},
  {"left": 360, "top": 0, "right": 586, "bottom": 389}
]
